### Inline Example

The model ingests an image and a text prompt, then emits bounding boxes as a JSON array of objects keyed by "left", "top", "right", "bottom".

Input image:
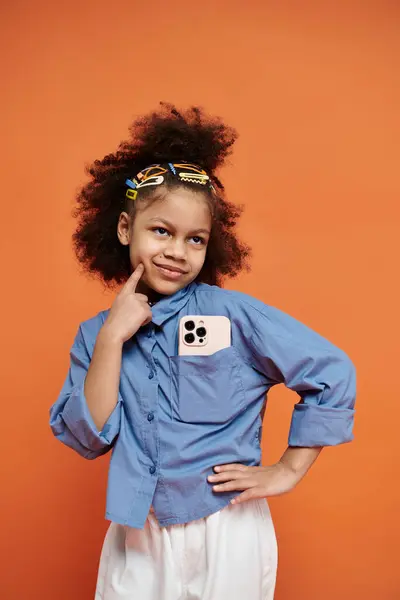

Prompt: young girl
[{"left": 50, "top": 104, "right": 356, "bottom": 600}]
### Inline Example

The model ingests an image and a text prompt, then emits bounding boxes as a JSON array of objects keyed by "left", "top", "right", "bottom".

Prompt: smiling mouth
[{"left": 153, "top": 263, "right": 188, "bottom": 278}]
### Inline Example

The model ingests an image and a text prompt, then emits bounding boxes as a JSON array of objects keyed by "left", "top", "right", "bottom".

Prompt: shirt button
[
  {"left": 149, "top": 465, "right": 156, "bottom": 475},
  {"left": 147, "top": 330, "right": 152, "bottom": 338},
  {"left": 148, "top": 371, "right": 154, "bottom": 380},
  {"left": 147, "top": 412, "right": 154, "bottom": 422}
]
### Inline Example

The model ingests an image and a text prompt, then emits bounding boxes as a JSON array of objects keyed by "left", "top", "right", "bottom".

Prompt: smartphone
[{"left": 178, "top": 316, "right": 231, "bottom": 356}]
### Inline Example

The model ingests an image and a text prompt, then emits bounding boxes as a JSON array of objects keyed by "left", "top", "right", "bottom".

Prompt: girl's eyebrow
[{"left": 148, "top": 217, "right": 210, "bottom": 236}]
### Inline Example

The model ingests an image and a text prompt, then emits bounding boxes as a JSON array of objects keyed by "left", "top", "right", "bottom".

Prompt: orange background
[{"left": 1, "top": 1, "right": 399, "bottom": 598}]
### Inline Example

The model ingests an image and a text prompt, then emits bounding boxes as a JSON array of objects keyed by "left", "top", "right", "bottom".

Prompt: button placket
[{"left": 142, "top": 329, "right": 158, "bottom": 476}]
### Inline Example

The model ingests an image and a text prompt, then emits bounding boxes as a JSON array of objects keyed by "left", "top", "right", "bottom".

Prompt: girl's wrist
[
  {"left": 278, "top": 446, "right": 323, "bottom": 478},
  {"left": 98, "top": 323, "right": 125, "bottom": 347}
]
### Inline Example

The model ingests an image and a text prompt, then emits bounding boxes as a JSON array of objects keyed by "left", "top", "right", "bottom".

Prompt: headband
[{"left": 125, "top": 162, "right": 215, "bottom": 201}]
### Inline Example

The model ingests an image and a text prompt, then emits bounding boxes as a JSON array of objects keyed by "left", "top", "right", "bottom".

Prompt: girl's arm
[
  {"left": 49, "top": 322, "right": 123, "bottom": 460},
  {"left": 84, "top": 263, "right": 152, "bottom": 430},
  {"left": 84, "top": 327, "right": 123, "bottom": 431},
  {"left": 210, "top": 299, "right": 355, "bottom": 501},
  {"left": 249, "top": 304, "right": 356, "bottom": 448},
  {"left": 50, "top": 264, "right": 151, "bottom": 459}
]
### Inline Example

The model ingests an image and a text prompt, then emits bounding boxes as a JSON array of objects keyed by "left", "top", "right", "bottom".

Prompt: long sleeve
[
  {"left": 49, "top": 323, "right": 122, "bottom": 459},
  {"left": 250, "top": 305, "right": 356, "bottom": 447}
]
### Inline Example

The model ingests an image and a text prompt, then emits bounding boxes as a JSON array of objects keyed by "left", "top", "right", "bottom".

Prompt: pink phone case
[{"left": 178, "top": 316, "right": 231, "bottom": 356}]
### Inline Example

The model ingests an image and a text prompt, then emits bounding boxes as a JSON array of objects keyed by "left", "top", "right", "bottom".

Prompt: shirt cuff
[
  {"left": 288, "top": 404, "right": 355, "bottom": 447},
  {"left": 62, "top": 385, "right": 120, "bottom": 452}
]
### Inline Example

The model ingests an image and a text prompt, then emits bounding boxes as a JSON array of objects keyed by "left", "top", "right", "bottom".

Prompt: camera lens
[
  {"left": 184, "top": 333, "right": 195, "bottom": 344},
  {"left": 196, "top": 327, "right": 206, "bottom": 338},
  {"left": 184, "top": 320, "right": 195, "bottom": 331}
]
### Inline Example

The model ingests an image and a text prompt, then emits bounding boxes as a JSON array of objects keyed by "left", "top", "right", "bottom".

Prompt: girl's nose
[{"left": 164, "top": 239, "right": 187, "bottom": 260}]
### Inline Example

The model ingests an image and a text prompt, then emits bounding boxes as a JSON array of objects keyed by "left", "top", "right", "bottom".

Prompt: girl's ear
[{"left": 117, "top": 212, "right": 131, "bottom": 246}]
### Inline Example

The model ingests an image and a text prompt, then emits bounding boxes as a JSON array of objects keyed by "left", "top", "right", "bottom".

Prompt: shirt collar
[{"left": 150, "top": 281, "right": 198, "bottom": 327}]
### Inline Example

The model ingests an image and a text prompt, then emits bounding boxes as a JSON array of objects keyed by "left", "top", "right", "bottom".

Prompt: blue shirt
[{"left": 50, "top": 283, "right": 356, "bottom": 529}]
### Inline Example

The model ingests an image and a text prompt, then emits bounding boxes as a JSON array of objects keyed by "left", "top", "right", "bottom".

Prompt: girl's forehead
[{"left": 138, "top": 189, "right": 212, "bottom": 228}]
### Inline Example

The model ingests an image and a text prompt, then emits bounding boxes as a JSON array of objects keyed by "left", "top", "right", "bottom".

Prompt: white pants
[{"left": 95, "top": 499, "right": 278, "bottom": 600}]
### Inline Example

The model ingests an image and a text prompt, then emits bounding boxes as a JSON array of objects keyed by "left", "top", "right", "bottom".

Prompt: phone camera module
[
  {"left": 196, "top": 327, "right": 207, "bottom": 338},
  {"left": 184, "top": 333, "right": 195, "bottom": 344},
  {"left": 184, "top": 320, "right": 195, "bottom": 332}
]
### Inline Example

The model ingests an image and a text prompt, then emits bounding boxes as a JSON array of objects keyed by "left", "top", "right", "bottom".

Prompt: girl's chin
[
  {"left": 136, "top": 269, "right": 196, "bottom": 298},
  {"left": 149, "top": 278, "right": 186, "bottom": 295}
]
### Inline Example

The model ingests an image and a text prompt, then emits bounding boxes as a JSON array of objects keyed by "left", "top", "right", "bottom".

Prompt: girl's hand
[
  {"left": 102, "top": 264, "right": 152, "bottom": 344},
  {"left": 208, "top": 462, "right": 300, "bottom": 505}
]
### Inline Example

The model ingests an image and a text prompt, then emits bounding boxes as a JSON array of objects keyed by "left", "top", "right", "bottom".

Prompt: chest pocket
[{"left": 169, "top": 347, "right": 246, "bottom": 424}]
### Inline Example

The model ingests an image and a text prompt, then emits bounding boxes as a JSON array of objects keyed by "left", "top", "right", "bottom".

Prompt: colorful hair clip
[
  {"left": 174, "top": 163, "right": 211, "bottom": 186},
  {"left": 125, "top": 168, "right": 167, "bottom": 200},
  {"left": 174, "top": 163, "right": 207, "bottom": 174},
  {"left": 126, "top": 162, "right": 214, "bottom": 200},
  {"left": 137, "top": 175, "right": 165, "bottom": 189},
  {"left": 126, "top": 189, "right": 138, "bottom": 200},
  {"left": 126, "top": 178, "right": 137, "bottom": 189},
  {"left": 125, "top": 178, "right": 138, "bottom": 200},
  {"left": 178, "top": 172, "right": 210, "bottom": 185}
]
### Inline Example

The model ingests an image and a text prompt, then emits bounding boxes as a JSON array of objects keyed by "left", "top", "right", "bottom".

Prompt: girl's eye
[
  {"left": 154, "top": 227, "right": 169, "bottom": 236},
  {"left": 191, "top": 236, "right": 205, "bottom": 245},
  {"left": 152, "top": 228, "right": 205, "bottom": 245}
]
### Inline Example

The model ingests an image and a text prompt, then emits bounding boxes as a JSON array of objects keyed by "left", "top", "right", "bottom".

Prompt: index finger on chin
[{"left": 126, "top": 263, "right": 145, "bottom": 291}]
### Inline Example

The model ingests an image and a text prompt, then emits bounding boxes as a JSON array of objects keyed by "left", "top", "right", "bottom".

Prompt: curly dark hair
[{"left": 73, "top": 103, "right": 250, "bottom": 287}]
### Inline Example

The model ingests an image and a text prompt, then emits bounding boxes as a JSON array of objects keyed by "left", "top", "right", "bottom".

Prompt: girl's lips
[{"left": 154, "top": 264, "right": 187, "bottom": 280}]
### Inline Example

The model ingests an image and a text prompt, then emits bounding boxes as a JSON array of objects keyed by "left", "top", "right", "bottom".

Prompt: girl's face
[{"left": 117, "top": 188, "right": 212, "bottom": 297}]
